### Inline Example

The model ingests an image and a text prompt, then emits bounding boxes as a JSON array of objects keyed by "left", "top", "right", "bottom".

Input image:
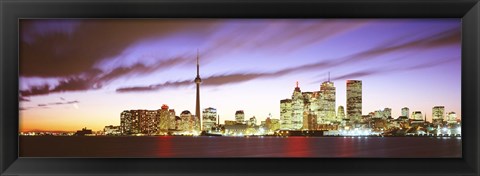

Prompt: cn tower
[{"left": 194, "top": 50, "right": 202, "bottom": 131}]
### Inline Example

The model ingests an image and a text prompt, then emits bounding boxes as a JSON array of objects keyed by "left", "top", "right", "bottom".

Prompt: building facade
[
  {"left": 432, "top": 106, "right": 445, "bottom": 125},
  {"left": 319, "top": 81, "right": 336, "bottom": 124},
  {"left": 401, "top": 107, "right": 410, "bottom": 118},
  {"left": 202, "top": 107, "right": 217, "bottom": 132},
  {"left": 235, "top": 110, "right": 245, "bottom": 124},
  {"left": 280, "top": 99, "right": 293, "bottom": 129},
  {"left": 337, "top": 106, "right": 346, "bottom": 120},
  {"left": 291, "top": 83, "right": 304, "bottom": 130},
  {"left": 346, "top": 80, "right": 362, "bottom": 122}
]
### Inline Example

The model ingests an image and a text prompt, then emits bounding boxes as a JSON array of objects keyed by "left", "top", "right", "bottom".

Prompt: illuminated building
[
  {"left": 280, "top": 99, "right": 292, "bottom": 129},
  {"left": 224, "top": 124, "right": 248, "bottom": 136},
  {"left": 225, "top": 120, "right": 237, "bottom": 126},
  {"left": 337, "top": 106, "right": 345, "bottom": 119},
  {"left": 446, "top": 112, "right": 457, "bottom": 124},
  {"left": 157, "top": 104, "right": 175, "bottom": 133},
  {"left": 168, "top": 109, "right": 176, "bottom": 130},
  {"left": 202, "top": 107, "right": 217, "bottom": 132},
  {"left": 346, "top": 80, "right": 362, "bottom": 122},
  {"left": 120, "top": 110, "right": 136, "bottom": 134},
  {"left": 139, "top": 110, "right": 158, "bottom": 135},
  {"left": 401, "top": 107, "right": 409, "bottom": 118},
  {"left": 265, "top": 118, "right": 281, "bottom": 132},
  {"left": 319, "top": 76, "right": 336, "bottom": 124},
  {"left": 432, "top": 106, "right": 445, "bottom": 125},
  {"left": 179, "top": 110, "right": 194, "bottom": 131},
  {"left": 383, "top": 108, "right": 392, "bottom": 119},
  {"left": 120, "top": 109, "right": 158, "bottom": 135},
  {"left": 104, "top": 125, "right": 121, "bottom": 135},
  {"left": 306, "top": 111, "right": 318, "bottom": 130},
  {"left": 291, "top": 81, "right": 304, "bottom": 130},
  {"left": 249, "top": 116, "right": 257, "bottom": 126},
  {"left": 235, "top": 110, "right": 245, "bottom": 124},
  {"left": 373, "top": 110, "right": 383, "bottom": 119},
  {"left": 301, "top": 92, "right": 313, "bottom": 128},
  {"left": 411, "top": 111, "right": 424, "bottom": 121}
]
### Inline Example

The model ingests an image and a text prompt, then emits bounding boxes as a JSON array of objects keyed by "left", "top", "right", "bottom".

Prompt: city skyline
[{"left": 19, "top": 19, "right": 461, "bottom": 132}]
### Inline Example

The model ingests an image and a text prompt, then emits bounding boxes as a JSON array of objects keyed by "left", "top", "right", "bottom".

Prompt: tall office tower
[
  {"left": 291, "top": 81, "right": 304, "bottom": 130},
  {"left": 168, "top": 109, "right": 176, "bottom": 130},
  {"left": 202, "top": 107, "right": 217, "bottom": 132},
  {"left": 401, "top": 107, "right": 409, "bottom": 118},
  {"left": 280, "top": 99, "right": 293, "bottom": 130},
  {"left": 319, "top": 75, "right": 336, "bottom": 123},
  {"left": 337, "top": 106, "right": 346, "bottom": 119},
  {"left": 383, "top": 108, "right": 392, "bottom": 119},
  {"left": 432, "top": 106, "right": 445, "bottom": 124},
  {"left": 302, "top": 92, "right": 316, "bottom": 127},
  {"left": 446, "top": 112, "right": 457, "bottom": 124},
  {"left": 235, "top": 110, "right": 245, "bottom": 124},
  {"left": 180, "top": 110, "right": 193, "bottom": 131},
  {"left": 412, "top": 111, "right": 423, "bottom": 121},
  {"left": 157, "top": 104, "right": 172, "bottom": 133},
  {"left": 346, "top": 80, "right": 362, "bottom": 122},
  {"left": 194, "top": 50, "right": 202, "bottom": 131}
]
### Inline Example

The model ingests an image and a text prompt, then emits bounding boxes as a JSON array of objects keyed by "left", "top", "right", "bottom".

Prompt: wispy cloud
[{"left": 115, "top": 26, "right": 460, "bottom": 93}]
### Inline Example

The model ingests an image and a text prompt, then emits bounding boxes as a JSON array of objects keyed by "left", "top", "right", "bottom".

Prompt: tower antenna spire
[
  {"left": 328, "top": 72, "right": 330, "bottom": 82},
  {"left": 196, "top": 48, "right": 199, "bottom": 76}
]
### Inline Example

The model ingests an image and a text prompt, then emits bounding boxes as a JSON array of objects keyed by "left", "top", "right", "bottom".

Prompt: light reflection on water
[{"left": 20, "top": 136, "right": 462, "bottom": 158}]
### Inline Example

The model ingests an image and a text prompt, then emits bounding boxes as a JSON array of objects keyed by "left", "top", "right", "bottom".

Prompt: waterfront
[{"left": 19, "top": 136, "right": 461, "bottom": 158}]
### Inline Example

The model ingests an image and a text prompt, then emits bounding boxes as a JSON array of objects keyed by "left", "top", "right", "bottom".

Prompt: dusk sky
[{"left": 19, "top": 19, "right": 461, "bottom": 132}]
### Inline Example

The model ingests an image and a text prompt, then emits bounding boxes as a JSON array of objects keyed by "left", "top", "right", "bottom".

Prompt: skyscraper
[
  {"left": 291, "top": 81, "right": 304, "bottom": 130},
  {"left": 432, "top": 106, "right": 445, "bottom": 124},
  {"left": 194, "top": 50, "right": 202, "bottom": 131},
  {"left": 319, "top": 75, "right": 336, "bottom": 123},
  {"left": 346, "top": 80, "right": 362, "bottom": 122},
  {"left": 280, "top": 99, "right": 293, "bottom": 129},
  {"left": 180, "top": 110, "right": 193, "bottom": 131}
]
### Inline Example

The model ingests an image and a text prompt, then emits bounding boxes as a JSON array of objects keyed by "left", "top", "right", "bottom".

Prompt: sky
[{"left": 19, "top": 19, "right": 461, "bottom": 132}]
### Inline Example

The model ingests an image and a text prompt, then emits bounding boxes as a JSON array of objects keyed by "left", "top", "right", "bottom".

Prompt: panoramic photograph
[{"left": 19, "top": 19, "right": 461, "bottom": 157}]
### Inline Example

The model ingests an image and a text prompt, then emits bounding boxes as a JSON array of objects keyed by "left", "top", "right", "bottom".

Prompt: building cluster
[
  {"left": 279, "top": 79, "right": 462, "bottom": 137},
  {"left": 102, "top": 105, "right": 281, "bottom": 136},
  {"left": 280, "top": 78, "right": 350, "bottom": 131},
  {"left": 114, "top": 104, "right": 201, "bottom": 135}
]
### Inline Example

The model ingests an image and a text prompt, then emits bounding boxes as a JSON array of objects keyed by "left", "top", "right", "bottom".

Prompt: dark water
[{"left": 19, "top": 136, "right": 461, "bottom": 158}]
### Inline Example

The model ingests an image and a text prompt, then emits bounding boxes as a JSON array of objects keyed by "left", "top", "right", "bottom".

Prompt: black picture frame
[{"left": 1, "top": 0, "right": 479, "bottom": 175}]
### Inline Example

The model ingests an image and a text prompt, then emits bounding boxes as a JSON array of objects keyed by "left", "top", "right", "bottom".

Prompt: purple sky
[{"left": 18, "top": 19, "right": 461, "bottom": 131}]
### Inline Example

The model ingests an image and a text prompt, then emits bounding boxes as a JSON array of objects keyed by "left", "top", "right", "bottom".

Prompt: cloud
[
  {"left": 20, "top": 56, "right": 189, "bottom": 97},
  {"left": 19, "top": 100, "right": 80, "bottom": 111},
  {"left": 115, "top": 27, "right": 460, "bottom": 93},
  {"left": 347, "top": 27, "right": 460, "bottom": 61},
  {"left": 20, "top": 20, "right": 460, "bottom": 96},
  {"left": 20, "top": 19, "right": 220, "bottom": 78},
  {"left": 201, "top": 19, "right": 369, "bottom": 60},
  {"left": 327, "top": 57, "right": 457, "bottom": 82},
  {"left": 19, "top": 96, "right": 30, "bottom": 102}
]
